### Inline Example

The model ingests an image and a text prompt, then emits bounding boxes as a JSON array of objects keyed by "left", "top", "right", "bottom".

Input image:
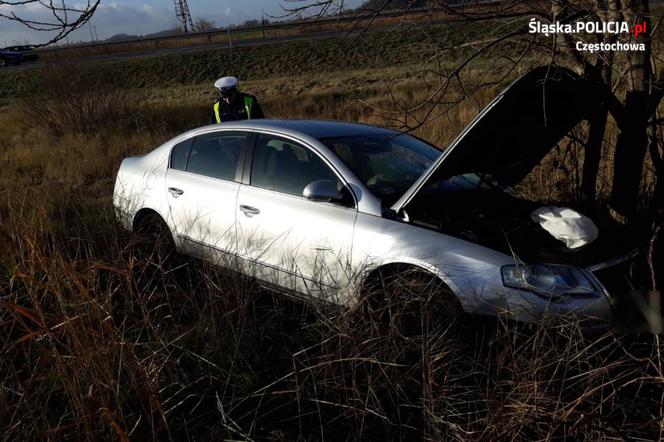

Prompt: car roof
[{"left": 226, "top": 119, "right": 401, "bottom": 139}]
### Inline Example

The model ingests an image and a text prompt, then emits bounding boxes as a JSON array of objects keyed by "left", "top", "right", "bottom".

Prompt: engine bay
[{"left": 404, "top": 174, "right": 642, "bottom": 267}]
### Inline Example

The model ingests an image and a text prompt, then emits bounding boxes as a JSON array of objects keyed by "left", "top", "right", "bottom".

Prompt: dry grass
[
  {"left": 0, "top": 61, "right": 662, "bottom": 440},
  {"left": 2, "top": 212, "right": 664, "bottom": 440}
]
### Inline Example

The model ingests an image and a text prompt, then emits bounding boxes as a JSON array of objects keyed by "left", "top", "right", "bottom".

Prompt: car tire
[
  {"left": 132, "top": 213, "right": 177, "bottom": 268},
  {"left": 0, "top": 59, "right": 6, "bottom": 68},
  {"left": 359, "top": 266, "right": 461, "bottom": 337}
]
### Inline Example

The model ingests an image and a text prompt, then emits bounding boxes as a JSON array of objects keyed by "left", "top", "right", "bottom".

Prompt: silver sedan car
[{"left": 114, "top": 67, "right": 641, "bottom": 324}]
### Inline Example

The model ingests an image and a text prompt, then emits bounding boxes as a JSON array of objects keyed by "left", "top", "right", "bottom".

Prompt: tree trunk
[
  {"left": 582, "top": 0, "right": 620, "bottom": 201},
  {"left": 610, "top": 91, "right": 650, "bottom": 218},
  {"left": 609, "top": 0, "right": 652, "bottom": 221}
]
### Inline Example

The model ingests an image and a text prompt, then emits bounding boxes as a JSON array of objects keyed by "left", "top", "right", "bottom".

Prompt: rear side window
[
  {"left": 170, "top": 138, "right": 193, "bottom": 171},
  {"left": 186, "top": 132, "right": 247, "bottom": 181}
]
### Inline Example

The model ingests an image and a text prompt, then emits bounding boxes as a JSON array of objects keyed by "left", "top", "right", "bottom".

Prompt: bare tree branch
[{"left": 0, "top": 0, "right": 99, "bottom": 46}]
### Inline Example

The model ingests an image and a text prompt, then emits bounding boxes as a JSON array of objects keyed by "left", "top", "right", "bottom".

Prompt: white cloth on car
[{"left": 530, "top": 206, "right": 598, "bottom": 249}]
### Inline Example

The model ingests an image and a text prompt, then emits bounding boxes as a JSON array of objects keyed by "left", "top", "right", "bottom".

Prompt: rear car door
[
  {"left": 164, "top": 131, "right": 250, "bottom": 263},
  {"left": 236, "top": 133, "right": 358, "bottom": 301}
]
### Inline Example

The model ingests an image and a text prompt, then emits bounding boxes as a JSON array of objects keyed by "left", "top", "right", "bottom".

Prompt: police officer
[{"left": 211, "top": 76, "right": 265, "bottom": 123}]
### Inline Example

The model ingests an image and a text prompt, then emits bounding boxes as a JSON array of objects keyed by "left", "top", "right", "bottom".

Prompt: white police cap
[{"left": 214, "top": 76, "right": 238, "bottom": 91}]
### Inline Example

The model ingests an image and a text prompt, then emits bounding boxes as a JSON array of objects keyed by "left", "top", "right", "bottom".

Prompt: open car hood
[{"left": 391, "top": 66, "right": 601, "bottom": 214}]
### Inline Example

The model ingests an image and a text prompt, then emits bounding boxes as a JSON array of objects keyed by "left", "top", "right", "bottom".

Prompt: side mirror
[{"left": 303, "top": 179, "right": 344, "bottom": 202}]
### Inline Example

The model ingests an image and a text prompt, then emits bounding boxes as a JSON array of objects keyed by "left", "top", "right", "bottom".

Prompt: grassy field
[
  {"left": 34, "top": 4, "right": 509, "bottom": 62},
  {"left": 0, "top": 20, "right": 516, "bottom": 101},
  {"left": 0, "top": 21, "right": 663, "bottom": 440}
]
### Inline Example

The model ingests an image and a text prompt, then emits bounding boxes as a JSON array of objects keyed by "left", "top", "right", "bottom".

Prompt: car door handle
[
  {"left": 168, "top": 187, "right": 184, "bottom": 197},
  {"left": 239, "top": 205, "right": 260, "bottom": 217}
]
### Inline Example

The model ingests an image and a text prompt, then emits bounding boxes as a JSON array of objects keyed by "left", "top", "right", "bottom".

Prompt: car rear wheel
[{"left": 132, "top": 213, "right": 177, "bottom": 268}]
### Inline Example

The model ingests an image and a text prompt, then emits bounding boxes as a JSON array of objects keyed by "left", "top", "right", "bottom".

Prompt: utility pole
[
  {"left": 261, "top": 8, "right": 266, "bottom": 39},
  {"left": 173, "top": 0, "right": 195, "bottom": 33}
]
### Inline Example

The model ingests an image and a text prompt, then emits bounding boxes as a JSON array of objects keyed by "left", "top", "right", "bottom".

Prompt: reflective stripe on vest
[
  {"left": 214, "top": 102, "right": 222, "bottom": 124},
  {"left": 214, "top": 96, "right": 254, "bottom": 123},
  {"left": 244, "top": 96, "right": 253, "bottom": 119}
]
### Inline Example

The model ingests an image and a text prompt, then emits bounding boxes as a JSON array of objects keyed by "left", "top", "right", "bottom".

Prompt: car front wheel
[{"left": 358, "top": 266, "right": 462, "bottom": 338}]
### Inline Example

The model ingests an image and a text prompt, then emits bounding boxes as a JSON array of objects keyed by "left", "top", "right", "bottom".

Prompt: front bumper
[{"left": 588, "top": 248, "right": 652, "bottom": 327}]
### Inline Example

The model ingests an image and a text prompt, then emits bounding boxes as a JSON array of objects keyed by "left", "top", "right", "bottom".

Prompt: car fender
[
  {"left": 347, "top": 212, "right": 521, "bottom": 314},
  {"left": 113, "top": 143, "right": 171, "bottom": 233}
]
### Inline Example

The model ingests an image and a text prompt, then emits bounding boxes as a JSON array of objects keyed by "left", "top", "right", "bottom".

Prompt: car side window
[
  {"left": 186, "top": 132, "right": 247, "bottom": 181},
  {"left": 170, "top": 138, "right": 193, "bottom": 171},
  {"left": 251, "top": 134, "right": 343, "bottom": 198}
]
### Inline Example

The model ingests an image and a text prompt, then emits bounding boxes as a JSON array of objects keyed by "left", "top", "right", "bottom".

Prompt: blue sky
[{"left": 0, "top": 0, "right": 363, "bottom": 46}]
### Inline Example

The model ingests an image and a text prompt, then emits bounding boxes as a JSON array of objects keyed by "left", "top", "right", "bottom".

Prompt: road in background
[{"left": 1, "top": 19, "right": 461, "bottom": 73}]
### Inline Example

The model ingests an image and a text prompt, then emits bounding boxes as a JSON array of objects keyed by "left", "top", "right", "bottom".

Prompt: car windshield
[
  {"left": 320, "top": 133, "right": 441, "bottom": 206},
  {"left": 436, "top": 173, "right": 501, "bottom": 193}
]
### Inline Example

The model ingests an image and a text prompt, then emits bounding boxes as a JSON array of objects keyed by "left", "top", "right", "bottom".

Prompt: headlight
[{"left": 501, "top": 264, "right": 598, "bottom": 299}]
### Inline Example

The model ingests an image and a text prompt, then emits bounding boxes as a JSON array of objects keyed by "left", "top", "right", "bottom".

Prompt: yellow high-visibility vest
[{"left": 214, "top": 96, "right": 254, "bottom": 123}]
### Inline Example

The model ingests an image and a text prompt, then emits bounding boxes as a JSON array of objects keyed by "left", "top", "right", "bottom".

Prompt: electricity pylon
[{"left": 174, "top": 0, "right": 195, "bottom": 33}]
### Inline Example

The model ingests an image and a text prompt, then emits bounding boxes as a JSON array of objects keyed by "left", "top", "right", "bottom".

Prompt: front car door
[
  {"left": 164, "top": 130, "right": 250, "bottom": 264},
  {"left": 235, "top": 132, "right": 358, "bottom": 302}
]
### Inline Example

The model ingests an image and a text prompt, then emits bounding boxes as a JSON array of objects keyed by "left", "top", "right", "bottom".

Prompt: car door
[
  {"left": 164, "top": 130, "right": 249, "bottom": 264},
  {"left": 236, "top": 133, "right": 358, "bottom": 301}
]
